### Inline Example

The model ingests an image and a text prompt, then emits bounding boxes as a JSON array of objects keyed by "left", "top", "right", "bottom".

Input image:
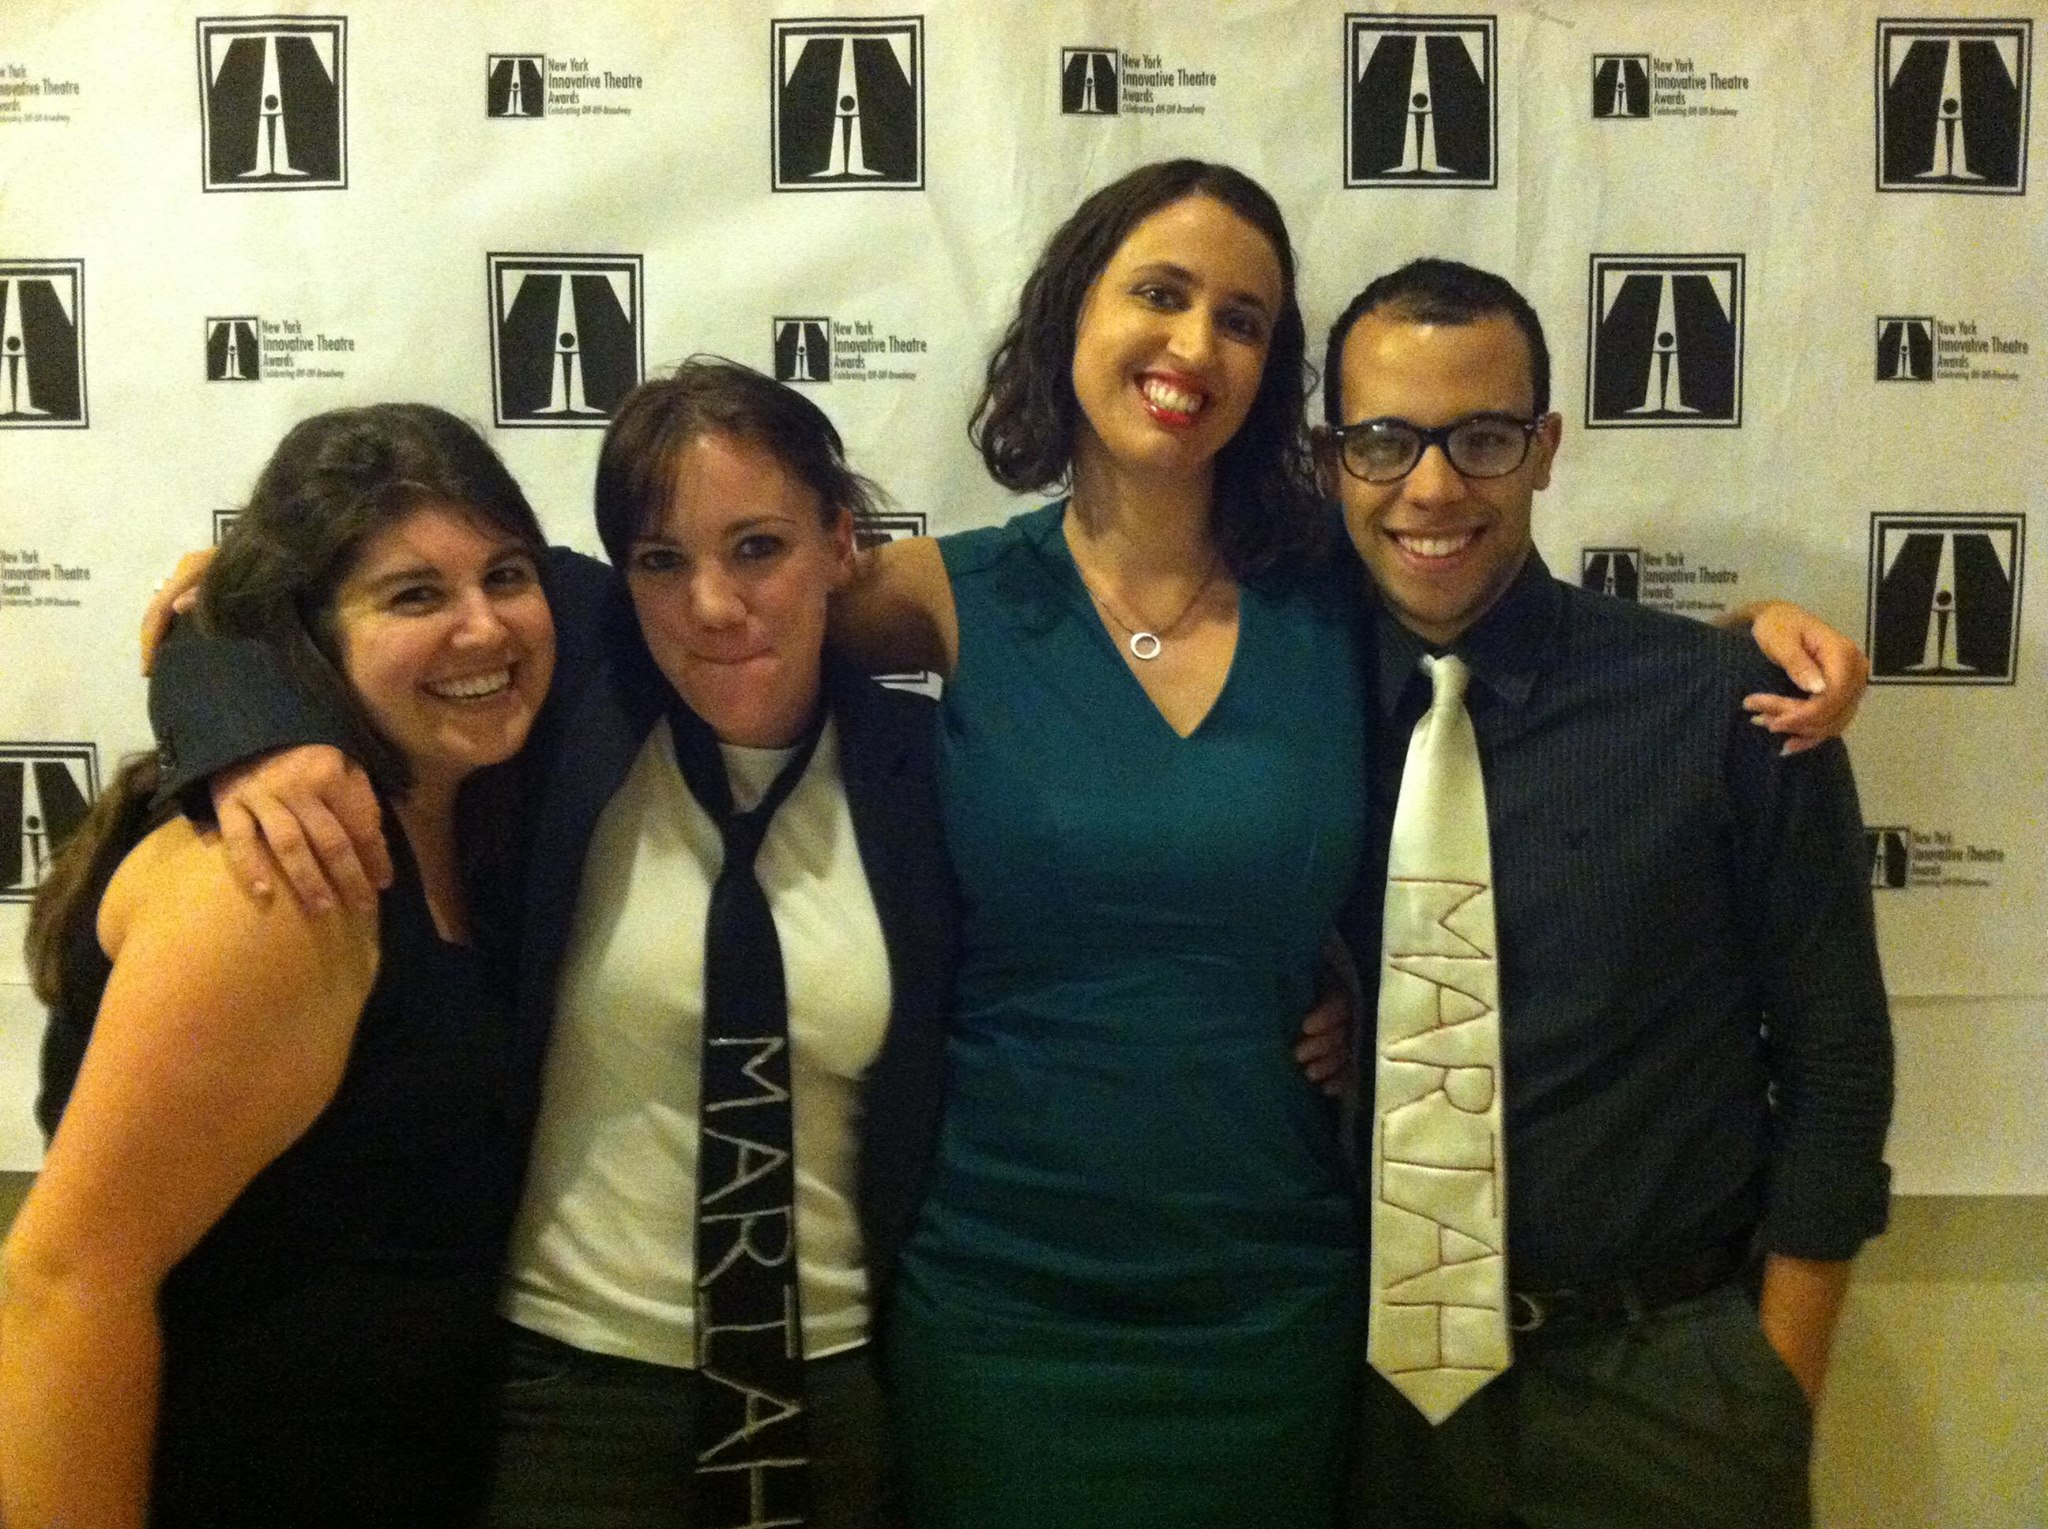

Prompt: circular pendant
[{"left": 1128, "top": 631, "right": 1162, "bottom": 661}]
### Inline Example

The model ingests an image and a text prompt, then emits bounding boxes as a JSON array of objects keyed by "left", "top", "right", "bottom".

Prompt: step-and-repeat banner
[{"left": 2, "top": 2, "right": 2043, "bottom": 1179}]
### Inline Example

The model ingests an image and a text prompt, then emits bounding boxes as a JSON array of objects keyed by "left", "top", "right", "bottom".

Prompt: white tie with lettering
[{"left": 1368, "top": 653, "right": 1510, "bottom": 1424}]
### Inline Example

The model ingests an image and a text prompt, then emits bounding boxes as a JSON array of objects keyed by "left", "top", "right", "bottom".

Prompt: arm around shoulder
[
  {"left": 834, "top": 536, "right": 959, "bottom": 678},
  {"left": 0, "top": 821, "right": 376, "bottom": 1529},
  {"left": 1723, "top": 599, "right": 1870, "bottom": 751}
]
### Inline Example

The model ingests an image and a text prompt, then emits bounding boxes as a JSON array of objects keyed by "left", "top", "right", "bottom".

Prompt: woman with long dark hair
[
  {"left": 0, "top": 404, "right": 554, "bottom": 1526},
  {"left": 834, "top": 157, "right": 1365, "bottom": 1529}
]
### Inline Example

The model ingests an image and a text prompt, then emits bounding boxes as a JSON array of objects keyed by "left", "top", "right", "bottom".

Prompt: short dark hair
[
  {"left": 593, "top": 357, "right": 881, "bottom": 568},
  {"left": 1322, "top": 258, "right": 1551, "bottom": 424},
  {"left": 970, "top": 159, "right": 1325, "bottom": 579}
]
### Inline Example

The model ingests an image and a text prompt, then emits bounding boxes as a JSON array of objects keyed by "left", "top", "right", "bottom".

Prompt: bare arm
[
  {"left": 1757, "top": 1253, "right": 1852, "bottom": 1405},
  {"left": 832, "top": 536, "right": 960, "bottom": 679},
  {"left": 0, "top": 822, "right": 376, "bottom": 1528},
  {"left": 1722, "top": 601, "right": 1871, "bottom": 753}
]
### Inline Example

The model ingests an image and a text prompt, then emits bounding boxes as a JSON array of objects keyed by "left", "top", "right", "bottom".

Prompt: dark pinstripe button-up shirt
[{"left": 1360, "top": 552, "right": 1893, "bottom": 1288}]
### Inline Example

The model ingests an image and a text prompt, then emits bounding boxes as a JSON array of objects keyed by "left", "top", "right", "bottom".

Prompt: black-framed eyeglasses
[{"left": 1329, "top": 413, "right": 1541, "bottom": 484}]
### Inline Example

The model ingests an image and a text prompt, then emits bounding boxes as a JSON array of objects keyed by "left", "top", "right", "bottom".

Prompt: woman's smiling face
[
  {"left": 1067, "top": 193, "right": 1284, "bottom": 488},
  {"left": 330, "top": 502, "right": 554, "bottom": 792}
]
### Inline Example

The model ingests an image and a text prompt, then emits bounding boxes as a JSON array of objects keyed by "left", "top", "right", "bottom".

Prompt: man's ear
[
  {"left": 1529, "top": 412, "right": 1563, "bottom": 492},
  {"left": 1310, "top": 425, "right": 1341, "bottom": 498}
]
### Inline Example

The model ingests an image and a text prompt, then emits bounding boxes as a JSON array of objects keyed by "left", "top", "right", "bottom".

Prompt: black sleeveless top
[{"left": 39, "top": 832, "right": 522, "bottom": 1527}]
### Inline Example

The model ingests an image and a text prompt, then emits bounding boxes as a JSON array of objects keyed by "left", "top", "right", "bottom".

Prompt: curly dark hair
[
  {"left": 593, "top": 357, "right": 882, "bottom": 568},
  {"left": 969, "top": 159, "right": 1326, "bottom": 578}
]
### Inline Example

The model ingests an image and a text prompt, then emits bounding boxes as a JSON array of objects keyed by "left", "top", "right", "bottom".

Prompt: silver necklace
[{"left": 1073, "top": 552, "right": 1223, "bottom": 662}]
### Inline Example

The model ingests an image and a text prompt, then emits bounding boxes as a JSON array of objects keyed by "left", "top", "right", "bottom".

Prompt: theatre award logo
[
  {"left": 1345, "top": 15, "right": 1496, "bottom": 188},
  {"left": 488, "top": 54, "right": 546, "bottom": 118},
  {"left": 205, "top": 317, "right": 261, "bottom": 382},
  {"left": 1586, "top": 255, "right": 1743, "bottom": 429},
  {"left": 0, "top": 260, "right": 85, "bottom": 428},
  {"left": 488, "top": 255, "right": 643, "bottom": 428},
  {"left": 773, "top": 319, "right": 833, "bottom": 383},
  {"left": 197, "top": 17, "right": 346, "bottom": 191},
  {"left": 1867, "top": 514, "right": 2024, "bottom": 684},
  {"left": 1592, "top": 54, "right": 1651, "bottom": 118},
  {"left": 1580, "top": 548, "right": 1642, "bottom": 600},
  {"left": 1877, "top": 20, "right": 2030, "bottom": 193},
  {"left": 1, "top": 744, "right": 98, "bottom": 901},
  {"left": 1866, "top": 827, "right": 1912, "bottom": 890},
  {"left": 1875, "top": 316, "right": 1936, "bottom": 382},
  {"left": 772, "top": 18, "right": 923, "bottom": 191},
  {"left": 1062, "top": 49, "right": 1120, "bottom": 114},
  {"left": 1862, "top": 819, "right": 2007, "bottom": 889}
]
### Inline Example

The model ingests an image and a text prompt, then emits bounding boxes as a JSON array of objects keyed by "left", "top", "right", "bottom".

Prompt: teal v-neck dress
[{"left": 887, "top": 504, "right": 1367, "bottom": 1528}]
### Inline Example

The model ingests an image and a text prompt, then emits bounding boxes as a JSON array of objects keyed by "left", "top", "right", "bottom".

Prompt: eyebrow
[
  {"left": 631, "top": 513, "right": 799, "bottom": 546},
  {"left": 351, "top": 562, "right": 440, "bottom": 595},
  {"left": 1127, "top": 260, "right": 1274, "bottom": 315},
  {"left": 353, "top": 544, "right": 530, "bottom": 592}
]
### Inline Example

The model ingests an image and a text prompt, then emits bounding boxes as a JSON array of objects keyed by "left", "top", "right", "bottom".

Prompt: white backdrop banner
[{"left": 3, "top": 1, "right": 2043, "bottom": 1161}]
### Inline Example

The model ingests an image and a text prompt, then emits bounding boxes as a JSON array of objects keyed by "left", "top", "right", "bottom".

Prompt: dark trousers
[
  {"left": 481, "top": 1322, "right": 905, "bottom": 1529},
  {"left": 1350, "top": 1281, "right": 1813, "bottom": 1529}
]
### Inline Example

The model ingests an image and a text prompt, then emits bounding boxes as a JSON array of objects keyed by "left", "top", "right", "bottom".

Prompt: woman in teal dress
[{"left": 843, "top": 160, "right": 1365, "bottom": 1528}]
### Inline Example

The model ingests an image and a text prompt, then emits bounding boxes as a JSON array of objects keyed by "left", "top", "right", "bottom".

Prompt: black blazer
[{"left": 152, "top": 545, "right": 958, "bottom": 1321}]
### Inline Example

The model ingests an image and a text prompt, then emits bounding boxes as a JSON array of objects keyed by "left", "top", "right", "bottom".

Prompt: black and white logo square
[
  {"left": 1592, "top": 54, "right": 1650, "bottom": 118},
  {"left": 0, "top": 260, "right": 86, "bottom": 429},
  {"left": 213, "top": 510, "right": 242, "bottom": 545},
  {"left": 1865, "top": 826, "right": 1911, "bottom": 890},
  {"left": 197, "top": 16, "right": 346, "bottom": 192},
  {"left": 773, "top": 18, "right": 923, "bottom": 191},
  {"left": 1580, "top": 548, "right": 1642, "bottom": 600},
  {"left": 1062, "top": 49, "right": 1120, "bottom": 115},
  {"left": 1586, "top": 255, "right": 1743, "bottom": 429},
  {"left": 1, "top": 744, "right": 98, "bottom": 902},
  {"left": 773, "top": 318, "right": 832, "bottom": 384},
  {"left": 488, "top": 55, "right": 547, "bottom": 118},
  {"left": 1877, "top": 20, "right": 2030, "bottom": 193},
  {"left": 1346, "top": 15, "right": 1496, "bottom": 188},
  {"left": 1875, "top": 317, "right": 1935, "bottom": 382},
  {"left": 206, "top": 317, "right": 261, "bottom": 382},
  {"left": 488, "top": 255, "right": 643, "bottom": 429},
  {"left": 1867, "top": 514, "right": 2024, "bottom": 684}
]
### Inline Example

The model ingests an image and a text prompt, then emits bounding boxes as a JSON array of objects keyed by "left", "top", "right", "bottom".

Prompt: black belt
[{"left": 1508, "top": 1238, "right": 1751, "bottom": 1334}]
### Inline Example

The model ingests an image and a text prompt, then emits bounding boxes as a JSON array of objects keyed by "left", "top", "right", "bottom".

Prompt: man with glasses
[{"left": 1318, "top": 259, "right": 1892, "bottom": 1529}]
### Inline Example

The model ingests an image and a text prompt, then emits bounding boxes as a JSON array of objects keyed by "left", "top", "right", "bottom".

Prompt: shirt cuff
[{"left": 1762, "top": 1153, "right": 1893, "bottom": 1261}]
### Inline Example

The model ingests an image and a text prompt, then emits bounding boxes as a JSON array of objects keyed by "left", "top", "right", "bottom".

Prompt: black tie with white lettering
[{"left": 668, "top": 700, "right": 822, "bottom": 1529}]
